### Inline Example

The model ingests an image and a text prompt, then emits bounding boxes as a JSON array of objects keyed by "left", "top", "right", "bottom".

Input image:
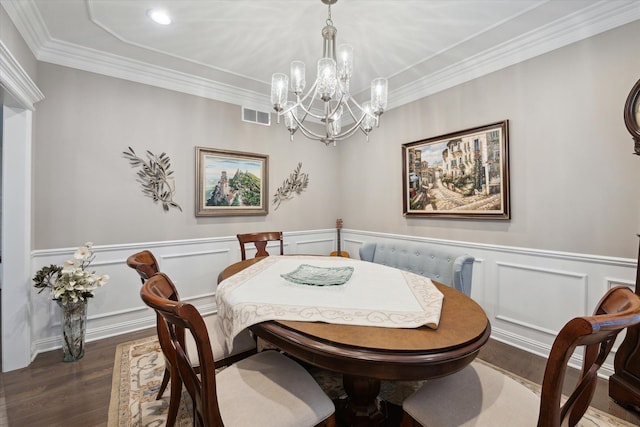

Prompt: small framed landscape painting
[
  {"left": 402, "top": 121, "right": 510, "bottom": 219},
  {"left": 195, "top": 147, "right": 269, "bottom": 217}
]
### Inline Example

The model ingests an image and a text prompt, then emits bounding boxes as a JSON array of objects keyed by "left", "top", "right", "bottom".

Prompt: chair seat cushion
[
  {"left": 403, "top": 361, "right": 539, "bottom": 426},
  {"left": 185, "top": 313, "right": 255, "bottom": 365},
  {"left": 216, "top": 350, "right": 335, "bottom": 427}
]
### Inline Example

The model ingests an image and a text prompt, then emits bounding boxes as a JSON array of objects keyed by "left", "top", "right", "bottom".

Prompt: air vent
[{"left": 242, "top": 107, "right": 271, "bottom": 126}]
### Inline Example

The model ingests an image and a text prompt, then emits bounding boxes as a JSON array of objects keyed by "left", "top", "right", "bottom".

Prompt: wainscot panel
[
  {"left": 346, "top": 229, "right": 637, "bottom": 377},
  {"left": 30, "top": 229, "right": 637, "bottom": 376},
  {"left": 29, "top": 230, "right": 335, "bottom": 358}
]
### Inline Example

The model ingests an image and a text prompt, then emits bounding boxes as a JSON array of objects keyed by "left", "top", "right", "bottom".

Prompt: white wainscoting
[
  {"left": 345, "top": 230, "right": 638, "bottom": 376},
  {"left": 29, "top": 230, "right": 336, "bottom": 358},
  {"left": 31, "top": 229, "right": 638, "bottom": 377}
]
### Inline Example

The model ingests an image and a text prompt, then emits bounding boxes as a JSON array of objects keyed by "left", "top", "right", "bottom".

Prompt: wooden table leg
[{"left": 339, "top": 375, "right": 387, "bottom": 427}]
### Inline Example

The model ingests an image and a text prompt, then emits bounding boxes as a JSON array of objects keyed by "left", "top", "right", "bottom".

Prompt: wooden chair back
[
  {"left": 141, "top": 273, "right": 223, "bottom": 427},
  {"left": 402, "top": 286, "right": 640, "bottom": 427},
  {"left": 537, "top": 286, "right": 640, "bottom": 426},
  {"left": 132, "top": 263, "right": 184, "bottom": 427},
  {"left": 237, "top": 231, "right": 284, "bottom": 260},
  {"left": 140, "top": 273, "right": 182, "bottom": 357},
  {"left": 126, "top": 250, "right": 159, "bottom": 282}
]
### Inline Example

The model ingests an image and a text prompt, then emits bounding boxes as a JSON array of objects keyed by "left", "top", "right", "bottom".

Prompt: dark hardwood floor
[
  {"left": 0, "top": 332, "right": 639, "bottom": 426},
  {"left": 0, "top": 328, "right": 155, "bottom": 427}
]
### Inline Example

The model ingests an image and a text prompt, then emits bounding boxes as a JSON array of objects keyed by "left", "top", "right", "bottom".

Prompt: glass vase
[{"left": 59, "top": 300, "right": 87, "bottom": 362}]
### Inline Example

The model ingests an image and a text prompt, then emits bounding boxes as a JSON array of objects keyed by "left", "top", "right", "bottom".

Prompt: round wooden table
[{"left": 218, "top": 257, "right": 491, "bottom": 427}]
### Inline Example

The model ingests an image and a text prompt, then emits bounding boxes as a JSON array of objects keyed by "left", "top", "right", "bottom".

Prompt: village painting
[
  {"left": 195, "top": 147, "right": 268, "bottom": 216},
  {"left": 402, "top": 121, "right": 510, "bottom": 219}
]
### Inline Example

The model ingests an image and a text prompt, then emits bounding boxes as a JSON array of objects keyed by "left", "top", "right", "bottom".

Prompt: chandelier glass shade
[{"left": 270, "top": 0, "right": 387, "bottom": 146}]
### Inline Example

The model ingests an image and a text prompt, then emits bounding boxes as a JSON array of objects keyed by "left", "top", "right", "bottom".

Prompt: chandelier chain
[{"left": 326, "top": 3, "right": 333, "bottom": 26}]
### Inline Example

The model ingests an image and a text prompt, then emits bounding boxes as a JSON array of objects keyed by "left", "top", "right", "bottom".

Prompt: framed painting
[
  {"left": 195, "top": 147, "right": 269, "bottom": 216},
  {"left": 402, "top": 120, "right": 510, "bottom": 219}
]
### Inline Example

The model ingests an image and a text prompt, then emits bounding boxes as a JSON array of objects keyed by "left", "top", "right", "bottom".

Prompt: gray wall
[
  {"left": 8, "top": 7, "right": 640, "bottom": 373},
  {"left": 0, "top": 6, "right": 36, "bottom": 81},
  {"left": 30, "top": 20, "right": 640, "bottom": 258},
  {"left": 32, "top": 64, "right": 342, "bottom": 248},
  {"left": 340, "top": 20, "right": 640, "bottom": 259}
]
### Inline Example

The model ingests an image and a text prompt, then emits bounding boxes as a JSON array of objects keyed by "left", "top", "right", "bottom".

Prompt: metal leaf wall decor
[
  {"left": 273, "top": 162, "right": 309, "bottom": 210},
  {"left": 122, "top": 147, "right": 182, "bottom": 212}
]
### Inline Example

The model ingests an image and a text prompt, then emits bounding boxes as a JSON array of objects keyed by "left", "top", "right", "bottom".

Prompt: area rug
[
  {"left": 107, "top": 336, "right": 193, "bottom": 427},
  {"left": 107, "top": 336, "right": 637, "bottom": 427}
]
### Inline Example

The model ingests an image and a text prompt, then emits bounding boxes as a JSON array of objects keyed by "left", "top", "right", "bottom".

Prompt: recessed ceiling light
[{"left": 147, "top": 9, "right": 172, "bottom": 25}]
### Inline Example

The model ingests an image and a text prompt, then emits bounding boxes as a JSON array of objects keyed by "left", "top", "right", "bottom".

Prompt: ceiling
[{"left": 2, "top": 0, "right": 640, "bottom": 112}]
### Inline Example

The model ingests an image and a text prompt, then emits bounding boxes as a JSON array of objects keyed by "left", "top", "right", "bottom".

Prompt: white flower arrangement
[{"left": 33, "top": 242, "right": 109, "bottom": 306}]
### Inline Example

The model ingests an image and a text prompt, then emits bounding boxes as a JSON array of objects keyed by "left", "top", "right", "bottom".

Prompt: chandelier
[{"left": 270, "top": 0, "right": 388, "bottom": 146}]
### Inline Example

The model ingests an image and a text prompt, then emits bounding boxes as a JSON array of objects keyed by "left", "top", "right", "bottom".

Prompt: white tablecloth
[{"left": 216, "top": 256, "right": 444, "bottom": 349}]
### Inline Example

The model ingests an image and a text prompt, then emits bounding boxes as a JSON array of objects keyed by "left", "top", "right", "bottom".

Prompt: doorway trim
[{"left": 1, "top": 40, "right": 44, "bottom": 371}]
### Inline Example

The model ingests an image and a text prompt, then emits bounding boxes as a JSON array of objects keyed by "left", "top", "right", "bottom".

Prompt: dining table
[{"left": 217, "top": 255, "right": 490, "bottom": 427}]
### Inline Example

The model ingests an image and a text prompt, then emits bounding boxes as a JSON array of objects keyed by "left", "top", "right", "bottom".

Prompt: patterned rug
[
  {"left": 108, "top": 336, "right": 193, "bottom": 426},
  {"left": 107, "top": 336, "right": 636, "bottom": 427}
]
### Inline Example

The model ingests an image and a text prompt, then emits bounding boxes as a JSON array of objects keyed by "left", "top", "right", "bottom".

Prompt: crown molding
[
  {"left": 0, "top": 0, "right": 50, "bottom": 55},
  {"left": 1, "top": 0, "right": 271, "bottom": 111},
  {"left": 35, "top": 37, "right": 271, "bottom": 111},
  {"left": 0, "top": 40, "right": 44, "bottom": 110},
  {"left": 2, "top": 0, "right": 639, "bottom": 112},
  {"left": 389, "top": 1, "right": 640, "bottom": 109}
]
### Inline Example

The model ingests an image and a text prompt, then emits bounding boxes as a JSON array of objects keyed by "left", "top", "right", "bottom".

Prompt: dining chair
[
  {"left": 237, "top": 231, "right": 284, "bottom": 260},
  {"left": 127, "top": 250, "right": 178, "bottom": 400},
  {"left": 400, "top": 285, "right": 640, "bottom": 427},
  {"left": 140, "top": 272, "right": 336, "bottom": 427},
  {"left": 126, "top": 249, "right": 159, "bottom": 283},
  {"left": 127, "top": 251, "right": 257, "bottom": 427}
]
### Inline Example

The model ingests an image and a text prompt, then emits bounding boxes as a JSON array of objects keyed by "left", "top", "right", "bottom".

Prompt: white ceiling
[{"left": 2, "top": 0, "right": 640, "bottom": 112}]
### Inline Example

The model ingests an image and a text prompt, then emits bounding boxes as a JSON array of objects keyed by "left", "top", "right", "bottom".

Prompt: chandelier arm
[
  {"left": 296, "top": 104, "right": 311, "bottom": 124},
  {"left": 276, "top": 94, "right": 318, "bottom": 124},
  {"left": 279, "top": 103, "right": 296, "bottom": 116},
  {"left": 291, "top": 113, "right": 371, "bottom": 143},
  {"left": 288, "top": 83, "right": 331, "bottom": 122},
  {"left": 305, "top": 86, "right": 346, "bottom": 122},
  {"left": 294, "top": 120, "right": 329, "bottom": 141},
  {"left": 278, "top": 96, "right": 310, "bottom": 123},
  {"left": 298, "top": 87, "right": 317, "bottom": 122},
  {"left": 289, "top": 110, "right": 309, "bottom": 130},
  {"left": 295, "top": 101, "right": 328, "bottom": 121},
  {"left": 342, "top": 99, "right": 377, "bottom": 131},
  {"left": 347, "top": 95, "right": 379, "bottom": 119},
  {"left": 342, "top": 97, "right": 379, "bottom": 128},
  {"left": 326, "top": 114, "right": 371, "bottom": 143},
  {"left": 346, "top": 96, "right": 365, "bottom": 113},
  {"left": 275, "top": 82, "right": 317, "bottom": 122},
  {"left": 332, "top": 116, "right": 369, "bottom": 140},
  {"left": 287, "top": 104, "right": 332, "bottom": 141},
  {"left": 291, "top": 110, "right": 365, "bottom": 142},
  {"left": 342, "top": 99, "right": 362, "bottom": 122},
  {"left": 279, "top": 94, "right": 373, "bottom": 142},
  {"left": 326, "top": 93, "right": 346, "bottom": 118},
  {"left": 295, "top": 77, "right": 347, "bottom": 123},
  {"left": 343, "top": 97, "right": 380, "bottom": 130},
  {"left": 295, "top": 79, "right": 319, "bottom": 107},
  {"left": 358, "top": 119, "right": 376, "bottom": 136}
]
